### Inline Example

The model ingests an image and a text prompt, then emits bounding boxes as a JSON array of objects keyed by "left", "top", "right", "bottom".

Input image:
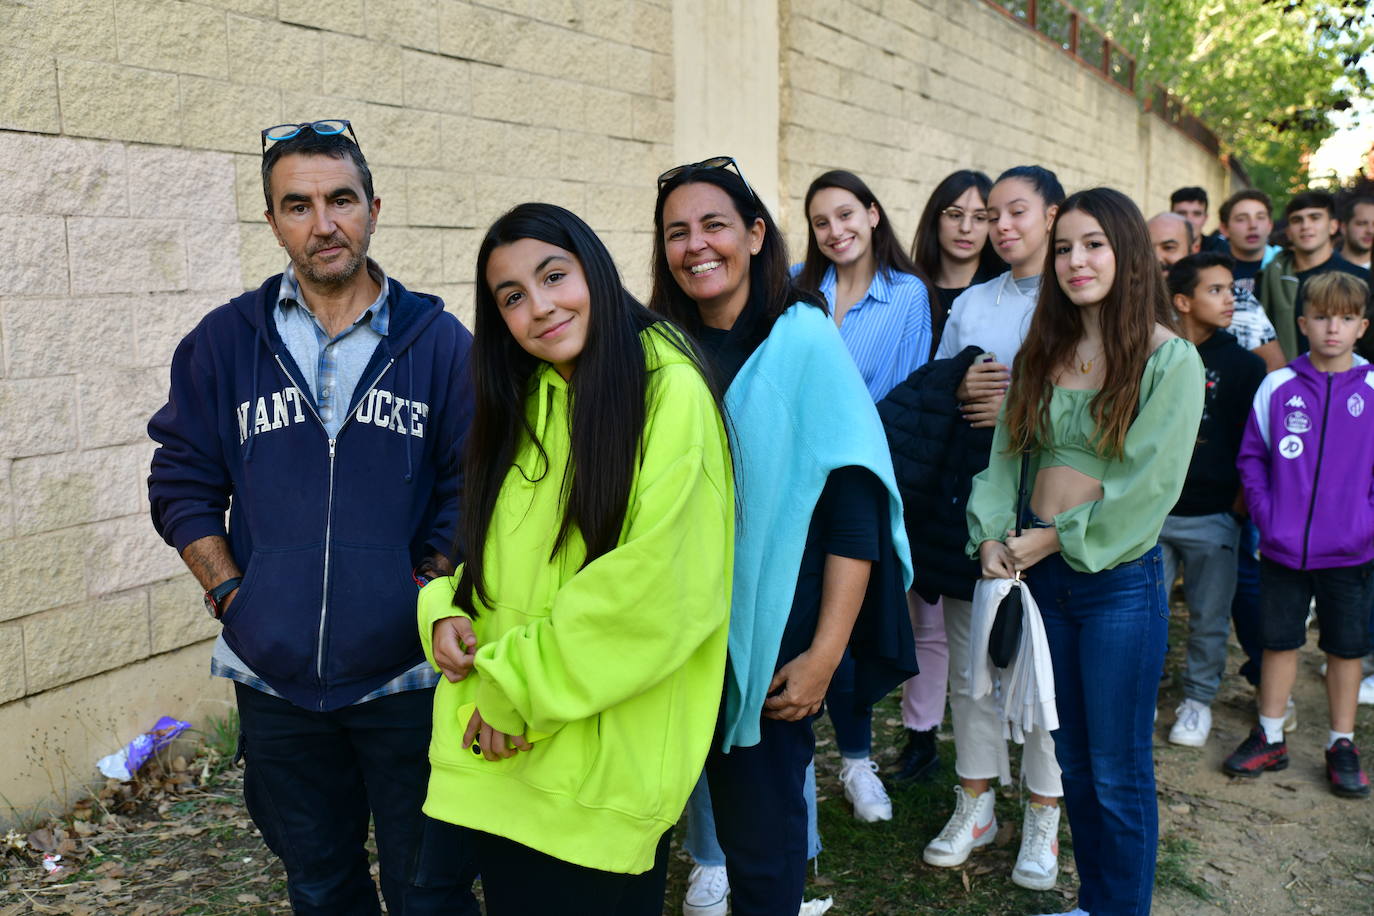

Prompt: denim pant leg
[
  {"left": 1029, "top": 548, "right": 1169, "bottom": 916},
  {"left": 706, "top": 715, "right": 814, "bottom": 915},
  {"left": 686, "top": 762, "right": 821, "bottom": 868},
  {"left": 684, "top": 773, "right": 726, "bottom": 867},
  {"left": 344, "top": 690, "right": 479, "bottom": 915},
  {"left": 824, "top": 648, "right": 872, "bottom": 758},
  {"left": 1231, "top": 520, "right": 1264, "bottom": 686},
  {"left": 1162, "top": 514, "right": 1240, "bottom": 704},
  {"left": 1027, "top": 568, "right": 1103, "bottom": 911},
  {"left": 235, "top": 683, "right": 382, "bottom": 916},
  {"left": 235, "top": 685, "right": 479, "bottom": 916}
]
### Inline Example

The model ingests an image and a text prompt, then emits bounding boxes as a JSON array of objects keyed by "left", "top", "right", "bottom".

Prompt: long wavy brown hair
[{"left": 1003, "top": 187, "right": 1177, "bottom": 460}]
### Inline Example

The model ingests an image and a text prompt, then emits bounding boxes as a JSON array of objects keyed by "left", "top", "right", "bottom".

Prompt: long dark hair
[
  {"left": 1003, "top": 187, "right": 1176, "bottom": 461},
  {"left": 795, "top": 169, "right": 933, "bottom": 301},
  {"left": 910, "top": 169, "right": 1002, "bottom": 282},
  {"left": 649, "top": 163, "right": 823, "bottom": 346},
  {"left": 454, "top": 202, "right": 717, "bottom": 614}
]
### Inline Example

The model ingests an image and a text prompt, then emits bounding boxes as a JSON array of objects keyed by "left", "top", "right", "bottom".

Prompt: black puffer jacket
[{"left": 878, "top": 346, "right": 994, "bottom": 603}]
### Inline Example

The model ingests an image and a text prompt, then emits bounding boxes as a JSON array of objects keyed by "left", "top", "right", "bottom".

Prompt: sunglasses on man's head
[
  {"left": 260, "top": 119, "right": 360, "bottom": 154},
  {"left": 657, "top": 156, "right": 758, "bottom": 204}
]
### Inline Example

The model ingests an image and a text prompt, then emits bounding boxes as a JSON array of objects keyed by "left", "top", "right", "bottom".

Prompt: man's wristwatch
[{"left": 204, "top": 577, "right": 243, "bottom": 620}]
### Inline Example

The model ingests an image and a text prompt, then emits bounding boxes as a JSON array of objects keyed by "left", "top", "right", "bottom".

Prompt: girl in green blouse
[{"left": 968, "top": 187, "right": 1203, "bottom": 916}]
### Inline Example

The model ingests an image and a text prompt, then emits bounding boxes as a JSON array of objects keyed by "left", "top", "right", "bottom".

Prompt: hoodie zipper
[
  {"left": 1300, "top": 374, "right": 1333, "bottom": 569},
  {"left": 272, "top": 353, "right": 396, "bottom": 707}
]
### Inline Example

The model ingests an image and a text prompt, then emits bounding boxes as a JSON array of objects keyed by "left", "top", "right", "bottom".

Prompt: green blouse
[{"left": 966, "top": 336, "right": 1204, "bottom": 574}]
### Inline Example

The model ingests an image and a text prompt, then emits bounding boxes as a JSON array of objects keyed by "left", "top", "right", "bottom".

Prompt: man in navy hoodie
[{"left": 148, "top": 121, "right": 477, "bottom": 913}]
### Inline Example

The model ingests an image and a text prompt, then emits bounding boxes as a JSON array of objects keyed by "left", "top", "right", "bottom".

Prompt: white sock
[
  {"left": 1328, "top": 730, "right": 1354, "bottom": 749},
  {"left": 1258, "top": 715, "right": 1286, "bottom": 744}
]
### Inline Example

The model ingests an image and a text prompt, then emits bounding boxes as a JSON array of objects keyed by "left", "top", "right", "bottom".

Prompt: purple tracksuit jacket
[{"left": 1237, "top": 354, "right": 1374, "bottom": 570}]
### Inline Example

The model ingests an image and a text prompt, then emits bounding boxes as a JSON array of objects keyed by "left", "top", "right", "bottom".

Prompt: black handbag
[{"left": 988, "top": 449, "right": 1032, "bottom": 669}]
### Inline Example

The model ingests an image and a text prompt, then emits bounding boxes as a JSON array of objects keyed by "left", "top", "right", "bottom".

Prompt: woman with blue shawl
[{"left": 649, "top": 157, "right": 916, "bottom": 916}]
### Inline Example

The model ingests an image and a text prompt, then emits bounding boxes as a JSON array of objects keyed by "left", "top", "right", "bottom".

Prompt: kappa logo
[
  {"left": 1284, "top": 410, "right": 1311, "bottom": 434},
  {"left": 1350, "top": 393, "right": 1366, "bottom": 418},
  {"left": 1285, "top": 395, "right": 1307, "bottom": 409},
  {"left": 1279, "top": 435, "right": 1304, "bottom": 460}
]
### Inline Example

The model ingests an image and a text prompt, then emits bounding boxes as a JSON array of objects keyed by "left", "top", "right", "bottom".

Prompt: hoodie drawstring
[
  {"left": 245, "top": 325, "right": 264, "bottom": 462},
  {"left": 403, "top": 350, "right": 414, "bottom": 484}
]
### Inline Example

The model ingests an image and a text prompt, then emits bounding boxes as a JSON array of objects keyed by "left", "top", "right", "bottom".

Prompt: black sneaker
[
  {"left": 1222, "top": 726, "right": 1288, "bottom": 777},
  {"left": 1326, "top": 738, "right": 1371, "bottom": 798},
  {"left": 891, "top": 728, "right": 940, "bottom": 784}
]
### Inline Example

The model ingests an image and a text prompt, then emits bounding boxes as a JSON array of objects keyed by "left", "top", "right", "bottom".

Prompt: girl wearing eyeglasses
[
  {"left": 650, "top": 159, "right": 914, "bottom": 914},
  {"left": 911, "top": 169, "right": 1005, "bottom": 353},
  {"left": 418, "top": 203, "right": 733, "bottom": 914}
]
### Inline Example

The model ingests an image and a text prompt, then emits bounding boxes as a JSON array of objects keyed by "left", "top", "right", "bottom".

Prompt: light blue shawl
[{"left": 721, "top": 303, "right": 913, "bottom": 751}]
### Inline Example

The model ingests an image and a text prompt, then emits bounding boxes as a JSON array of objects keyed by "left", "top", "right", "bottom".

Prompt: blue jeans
[
  {"left": 824, "top": 648, "right": 872, "bottom": 757},
  {"left": 684, "top": 763, "right": 822, "bottom": 867},
  {"left": 234, "top": 684, "right": 479, "bottom": 915},
  {"left": 1025, "top": 547, "right": 1168, "bottom": 916}
]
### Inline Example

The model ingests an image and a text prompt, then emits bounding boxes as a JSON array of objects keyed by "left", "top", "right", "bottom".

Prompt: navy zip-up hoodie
[{"left": 148, "top": 275, "right": 474, "bottom": 711}]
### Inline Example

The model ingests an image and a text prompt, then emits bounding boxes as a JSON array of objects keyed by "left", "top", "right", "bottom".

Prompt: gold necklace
[{"left": 1079, "top": 350, "right": 1100, "bottom": 374}]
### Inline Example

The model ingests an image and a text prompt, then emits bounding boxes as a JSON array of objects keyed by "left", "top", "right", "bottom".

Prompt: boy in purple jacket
[{"left": 1225, "top": 272, "right": 1373, "bottom": 797}]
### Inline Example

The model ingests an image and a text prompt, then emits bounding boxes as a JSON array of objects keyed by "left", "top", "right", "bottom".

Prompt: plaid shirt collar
[{"left": 277, "top": 257, "right": 391, "bottom": 338}]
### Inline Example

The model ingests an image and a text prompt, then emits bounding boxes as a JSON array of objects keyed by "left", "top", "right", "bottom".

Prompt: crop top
[{"left": 965, "top": 336, "right": 1204, "bottom": 573}]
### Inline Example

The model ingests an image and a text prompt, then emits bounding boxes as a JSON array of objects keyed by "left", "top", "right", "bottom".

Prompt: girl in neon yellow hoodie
[{"left": 417, "top": 203, "right": 733, "bottom": 911}]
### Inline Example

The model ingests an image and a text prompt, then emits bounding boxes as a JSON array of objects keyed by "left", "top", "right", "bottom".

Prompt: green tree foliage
[{"left": 1082, "top": 0, "right": 1373, "bottom": 197}]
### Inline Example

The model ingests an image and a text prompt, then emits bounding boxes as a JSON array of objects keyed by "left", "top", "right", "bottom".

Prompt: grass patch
[
  {"left": 1155, "top": 833, "right": 1216, "bottom": 902},
  {"left": 667, "top": 693, "right": 1078, "bottom": 915}
]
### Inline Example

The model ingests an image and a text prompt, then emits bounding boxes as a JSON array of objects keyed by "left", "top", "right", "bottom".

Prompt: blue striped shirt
[{"left": 811, "top": 264, "right": 933, "bottom": 401}]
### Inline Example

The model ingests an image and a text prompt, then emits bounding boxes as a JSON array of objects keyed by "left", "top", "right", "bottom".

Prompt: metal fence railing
[
  {"left": 983, "top": 0, "right": 1135, "bottom": 93},
  {"left": 980, "top": 0, "right": 1224, "bottom": 158}
]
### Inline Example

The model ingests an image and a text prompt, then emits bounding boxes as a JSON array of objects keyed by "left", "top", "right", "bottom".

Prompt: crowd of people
[{"left": 145, "top": 119, "right": 1374, "bottom": 916}]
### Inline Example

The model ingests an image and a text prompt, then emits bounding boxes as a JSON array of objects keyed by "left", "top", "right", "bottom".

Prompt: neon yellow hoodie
[{"left": 418, "top": 326, "right": 733, "bottom": 874}]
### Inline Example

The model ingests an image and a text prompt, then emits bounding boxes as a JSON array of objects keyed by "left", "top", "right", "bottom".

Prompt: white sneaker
[
  {"left": 798, "top": 898, "right": 834, "bottom": 916},
  {"left": 923, "top": 785, "right": 996, "bottom": 866},
  {"left": 1284, "top": 696, "right": 1298, "bottom": 733},
  {"left": 683, "top": 863, "right": 729, "bottom": 916},
  {"left": 1012, "top": 802, "right": 1060, "bottom": 890},
  {"left": 840, "top": 759, "right": 892, "bottom": 822},
  {"left": 1360, "top": 675, "right": 1374, "bottom": 706},
  {"left": 1168, "top": 699, "right": 1212, "bottom": 747}
]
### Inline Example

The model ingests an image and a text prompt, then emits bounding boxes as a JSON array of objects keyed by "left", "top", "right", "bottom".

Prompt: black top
[
  {"left": 1292, "top": 254, "right": 1372, "bottom": 353},
  {"left": 1172, "top": 330, "right": 1267, "bottom": 517},
  {"left": 1230, "top": 256, "right": 1263, "bottom": 296},
  {"left": 932, "top": 264, "right": 1001, "bottom": 357},
  {"left": 775, "top": 466, "right": 885, "bottom": 668}
]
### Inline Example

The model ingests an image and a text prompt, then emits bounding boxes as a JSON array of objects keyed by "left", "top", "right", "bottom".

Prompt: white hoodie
[{"left": 934, "top": 270, "right": 1040, "bottom": 364}]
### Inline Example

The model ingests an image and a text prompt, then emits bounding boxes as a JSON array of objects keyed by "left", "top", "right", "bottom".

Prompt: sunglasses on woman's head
[{"left": 657, "top": 156, "right": 759, "bottom": 204}]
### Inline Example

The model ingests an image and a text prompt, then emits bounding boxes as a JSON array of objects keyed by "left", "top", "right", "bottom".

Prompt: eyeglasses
[
  {"left": 657, "top": 156, "right": 759, "bottom": 203},
  {"left": 260, "top": 119, "right": 360, "bottom": 154},
  {"left": 940, "top": 206, "right": 990, "bottom": 225}
]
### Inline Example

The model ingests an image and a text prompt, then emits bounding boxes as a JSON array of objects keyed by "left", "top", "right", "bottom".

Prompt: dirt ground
[{"left": 3, "top": 605, "right": 1372, "bottom": 915}]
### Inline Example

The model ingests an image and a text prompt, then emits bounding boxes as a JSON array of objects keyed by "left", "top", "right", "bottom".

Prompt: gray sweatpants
[{"left": 1159, "top": 512, "right": 1241, "bottom": 704}]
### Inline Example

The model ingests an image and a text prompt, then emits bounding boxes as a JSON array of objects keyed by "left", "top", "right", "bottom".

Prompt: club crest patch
[
  {"left": 1279, "top": 435, "right": 1304, "bottom": 459},
  {"left": 1349, "top": 393, "right": 1365, "bottom": 418},
  {"left": 1284, "top": 411, "right": 1311, "bottom": 434}
]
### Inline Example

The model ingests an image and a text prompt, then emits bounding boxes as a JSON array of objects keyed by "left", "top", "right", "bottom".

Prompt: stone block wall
[
  {"left": 778, "top": 0, "right": 1229, "bottom": 257},
  {"left": 0, "top": 0, "right": 673, "bottom": 817},
  {"left": 0, "top": 0, "right": 1226, "bottom": 818}
]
